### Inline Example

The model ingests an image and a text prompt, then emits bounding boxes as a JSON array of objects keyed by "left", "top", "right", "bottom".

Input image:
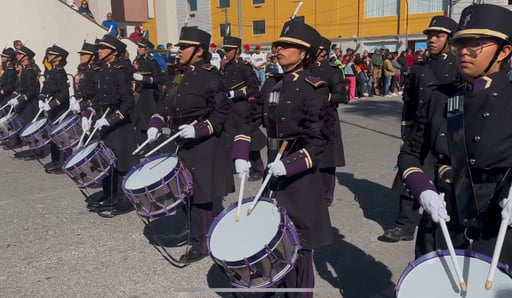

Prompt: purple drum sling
[
  {"left": 63, "top": 141, "right": 117, "bottom": 189},
  {"left": 122, "top": 154, "right": 193, "bottom": 219},
  {"left": 396, "top": 249, "right": 512, "bottom": 297},
  {"left": 19, "top": 118, "right": 52, "bottom": 158},
  {"left": 49, "top": 114, "right": 83, "bottom": 150},
  {"left": 207, "top": 197, "right": 301, "bottom": 288},
  {"left": 0, "top": 113, "right": 25, "bottom": 148}
]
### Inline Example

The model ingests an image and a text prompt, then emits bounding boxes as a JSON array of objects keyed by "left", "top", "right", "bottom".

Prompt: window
[
  {"left": 253, "top": 20, "right": 265, "bottom": 35},
  {"left": 365, "top": 0, "right": 398, "bottom": 18},
  {"left": 253, "top": 0, "right": 265, "bottom": 4},
  {"left": 408, "top": 0, "right": 443, "bottom": 14},
  {"left": 219, "top": 0, "right": 230, "bottom": 9},
  {"left": 220, "top": 23, "right": 231, "bottom": 37},
  {"left": 187, "top": 0, "right": 197, "bottom": 11}
]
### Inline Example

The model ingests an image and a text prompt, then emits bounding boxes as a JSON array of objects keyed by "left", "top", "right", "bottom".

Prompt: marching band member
[
  {"left": 82, "top": 34, "right": 138, "bottom": 216},
  {"left": 311, "top": 36, "right": 347, "bottom": 206},
  {"left": 399, "top": 3, "right": 512, "bottom": 265},
  {"left": 70, "top": 42, "right": 99, "bottom": 115},
  {"left": 38, "top": 45, "right": 70, "bottom": 174},
  {"left": 146, "top": 27, "right": 234, "bottom": 262},
  {"left": 220, "top": 35, "right": 266, "bottom": 181},
  {"left": 233, "top": 20, "right": 333, "bottom": 294},
  {"left": 0, "top": 48, "right": 17, "bottom": 107}
]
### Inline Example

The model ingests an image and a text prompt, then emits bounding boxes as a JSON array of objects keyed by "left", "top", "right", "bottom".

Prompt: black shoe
[
  {"left": 43, "top": 161, "right": 59, "bottom": 169},
  {"left": 87, "top": 195, "right": 118, "bottom": 210},
  {"left": 179, "top": 246, "right": 207, "bottom": 263},
  {"left": 14, "top": 150, "right": 34, "bottom": 159},
  {"left": 45, "top": 163, "right": 63, "bottom": 173},
  {"left": 381, "top": 227, "right": 414, "bottom": 242},
  {"left": 248, "top": 168, "right": 263, "bottom": 182},
  {"left": 96, "top": 201, "right": 134, "bottom": 217}
]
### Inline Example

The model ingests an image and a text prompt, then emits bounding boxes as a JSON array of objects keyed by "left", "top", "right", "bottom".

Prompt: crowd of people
[{"left": 2, "top": 2, "right": 512, "bottom": 296}]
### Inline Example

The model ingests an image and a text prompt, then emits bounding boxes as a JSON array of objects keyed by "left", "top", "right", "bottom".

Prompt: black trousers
[
  {"left": 391, "top": 173, "right": 421, "bottom": 234},
  {"left": 188, "top": 201, "right": 213, "bottom": 255}
]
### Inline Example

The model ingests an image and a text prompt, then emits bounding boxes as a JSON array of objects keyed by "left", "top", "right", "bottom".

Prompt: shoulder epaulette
[
  {"left": 202, "top": 63, "right": 216, "bottom": 71},
  {"left": 305, "top": 75, "right": 326, "bottom": 88},
  {"left": 91, "top": 65, "right": 101, "bottom": 71},
  {"left": 113, "top": 64, "right": 125, "bottom": 69}
]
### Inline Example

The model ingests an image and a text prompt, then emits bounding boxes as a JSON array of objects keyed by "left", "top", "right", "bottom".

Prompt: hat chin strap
[
  {"left": 480, "top": 40, "right": 504, "bottom": 77},
  {"left": 182, "top": 46, "right": 200, "bottom": 66}
]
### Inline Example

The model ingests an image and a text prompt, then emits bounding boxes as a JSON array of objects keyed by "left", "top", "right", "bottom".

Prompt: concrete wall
[{"left": 1, "top": 0, "right": 137, "bottom": 81}]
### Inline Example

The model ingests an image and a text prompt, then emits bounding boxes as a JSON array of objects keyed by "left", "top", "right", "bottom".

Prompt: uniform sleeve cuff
[
  {"left": 403, "top": 169, "right": 436, "bottom": 199},
  {"left": 194, "top": 120, "right": 213, "bottom": 139},
  {"left": 105, "top": 110, "right": 124, "bottom": 126},
  {"left": 81, "top": 107, "right": 96, "bottom": 118},
  {"left": 48, "top": 99, "right": 60, "bottom": 109},
  {"left": 232, "top": 134, "right": 251, "bottom": 160},
  {"left": 282, "top": 149, "right": 313, "bottom": 177},
  {"left": 149, "top": 115, "right": 165, "bottom": 130}
]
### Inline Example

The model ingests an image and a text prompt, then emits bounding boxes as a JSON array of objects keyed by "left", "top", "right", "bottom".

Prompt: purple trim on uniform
[
  {"left": 201, "top": 208, "right": 213, "bottom": 255},
  {"left": 78, "top": 100, "right": 89, "bottom": 111},
  {"left": 300, "top": 249, "right": 314, "bottom": 298},
  {"left": 148, "top": 116, "right": 165, "bottom": 130},
  {"left": 233, "top": 89, "right": 244, "bottom": 98},
  {"left": 468, "top": 77, "right": 489, "bottom": 93},
  {"left": 327, "top": 172, "right": 335, "bottom": 206},
  {"left": 105, "top": 111, "right": 123, "bottom": 126},
  {"left": 440, "top": 168, "right": 453, "bottom": 183},
  {"left": 17, "top": 95, "right": 27, "bottom": 103},
  {"left": 141, "top": 75, "right": 153, "bottom": 84},
  {"left": 404, "top": 171, "right": 436, "bottom": 199},
  {"left": 194, "top": 121, "right": 211, "bottom": 139},
  {"left": 74, "top": 93, "right": 83, "bottom": 101},
  {"left": 283, "top": 73, "right": 296, "bottom": 82},
  {"left": 38, "top": 94, "right": 47, "bottom": 101},
  {"left": 282, "top": 151, "right": 309, "bottom": 177},
  {"left": 81, "top": 108, "right": 93, "bottom": 118},
  {"left": 232, "top": 139, "right": 250, "bottom": 160},
  {"left": 48, "top": 99, "right": 59, "bottom": 109}
]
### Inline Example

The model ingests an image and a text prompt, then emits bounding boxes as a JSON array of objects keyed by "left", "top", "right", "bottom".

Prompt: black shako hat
[
  {"left": 423, "top": 16, "right": 458, "bottom": 36},
  {"left": 78, "top": 42, "right": 98, "bottom": 55},
  {"left": 136, "top": 38, "right": 155, "bottom": 49},
  {"left": 222, "top": 36, "right": 242, "bottom": 49},
  {"left": 453, "top": 3, "right": 512, "bottom": 44},
  {"left": 273, "top": 20, "right": 321, "bottom": 52},
  {"left": 1, "top": 47, "right": 15, "bottom": 59},
  {"left": 16, "top": 46, "right": 35, "bottom": 59},
  {"left": 99, "top": 34, "right": 127, "bottom": 53},
  {"left": 319, "top": 37, "right": 331, "bottom": 51},
  {"left": 176, "top": 27, "right": 211, "bottom": 49},
  {"left": 48, "top": 45, "right": 69, "bottom": 60}
]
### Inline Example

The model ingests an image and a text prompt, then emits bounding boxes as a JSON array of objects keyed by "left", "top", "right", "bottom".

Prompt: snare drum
[
  {"left": 0, "top": 113, "right": 25, "bottom": 148},
  {"left": 49, "top": 114, "right": 82, "bottom": 150},
  {"left": 122, "top": 154, "right": 193, "bottom": 219},
  {"left": 63, "top": 141, "right": 117, "bottom": 189},
  {"left": 208, "top": 197, "right": 301, "bottom": 288},
  {"left": 396, "top": 249, "right": 512, "bottom": 297},
  {"left": 19, "top": 118, "right": 52, "bottom": 157}
]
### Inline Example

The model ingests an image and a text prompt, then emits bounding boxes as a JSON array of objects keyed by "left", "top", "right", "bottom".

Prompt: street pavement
[{"left": 0, "top": 95, "right": 415, "bottom": 298}]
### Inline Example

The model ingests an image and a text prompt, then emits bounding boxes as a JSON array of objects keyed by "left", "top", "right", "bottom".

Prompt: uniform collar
[{"left": 466, "top": 76, "right": 492, "bottom": 93}]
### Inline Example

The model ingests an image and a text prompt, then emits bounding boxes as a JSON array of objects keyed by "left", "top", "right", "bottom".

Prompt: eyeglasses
[
  {"left": 449, "top": 38, "right": 497, "bottom": 55},
  {"left": 178, "top": 45, "right": 195, "bottom": 51},
  {"left": 98, "top": 45, "right": 111, "bottom": 50}
]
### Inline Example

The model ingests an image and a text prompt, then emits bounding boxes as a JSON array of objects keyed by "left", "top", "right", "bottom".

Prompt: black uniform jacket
[
  {"left": 16, "top": 63, "right": 40, "bottom": 123},
  {"left": 41, "top": 65, "right": 69, "bottom": 120}
]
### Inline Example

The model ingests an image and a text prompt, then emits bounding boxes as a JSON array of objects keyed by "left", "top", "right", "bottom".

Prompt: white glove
[
  {"left": 234, "top": 159, "right": 250, "bottom": 178},
  {"left": 69, "top": 96, "right": 81, "bottom": 113},
  {"left": 39, "top": 100, "right": 51, "bottom": 111},
  {"left": 147, "top": 127, "right": 159, "bottom": 143},
  {"left": 81, "top": 116, "right": 91, "bottom": 132},
  {"left": 226, "top": 90, "right": 235, "bottom": 99},
  {"left": 133, "top": 73, "right": 143, "bottom": 81},
  {"left": 268, "top": 160, "right": 287, "bottom": 177},
  {"left": 419, "top": 190, "right": 450, "bottom": 223},
  {"left": 94, "top": 118, "right": 109, "bottom": 130},
  {"left": 499, "top": 198, "right": 512, "bottom": 226},
  {"left": 7, "top": 97, "right": 18, "bottom": 107},
  {"left": 178, "top": 124, "right": 195, "bottom": 139}
]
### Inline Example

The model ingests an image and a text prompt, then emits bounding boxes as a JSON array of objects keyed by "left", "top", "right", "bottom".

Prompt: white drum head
[
  {"left": 65, "top": 142, "right": 99, "bottom": 168},
  {"left": 209, "top": 200, "right": 281, "bottom": 262},
  {"left": 124, "top": 156, "right": 178, "bottom": 190},
  {"left": 53, "top": 115, "right": 75, "bottom": 132},
  {"left": 21, "top": 118, "right": 47, "bottom": 137},
  {"left": 397, "top": 253, "right": 512, "bottom": 297}
]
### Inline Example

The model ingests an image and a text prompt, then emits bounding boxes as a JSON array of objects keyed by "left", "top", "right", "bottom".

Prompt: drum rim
[
  {"left": 19, "top": 118, "right": 51, "bottom": 137},
  {"left": 207, "top": 197, "right": 288, "bottom": 267},
  {"left": 49, "top": 114, "right": 79, "bottom": 137},
  {"left": 0, "top": 114, "right": 25, "bottom": 140},
  {"left": 122, "top": 153, "right": 180, "bottom": 193},
  {"left": 395, "top": 249, "right": 512, "bottom": 294},
  {"left": 64, "top": 141, "right": 103, "bottom": 169}
]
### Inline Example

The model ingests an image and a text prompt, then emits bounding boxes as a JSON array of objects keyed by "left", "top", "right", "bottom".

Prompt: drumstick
[
  {"left": 0, "top": 102, "right": 10, "bottom": 111},
  {"left": 439, "top": 219, "right": 467, "bottom": 292},
  {"left": 132, "top": 138, "right": 151, "bottom": 155},
  {"left": 77, "top": 113, "right": 94, "bottom": 148},
  {"left": 235, "top": 172, "right": 247, "bottom": 222},
  {"left": 54, "top": 108, "right": 72, "bottom": 124},
  {"left": 84, "top": 108, "right": 110, "bottom": 147},
  {"left": 247, "top": 140, "right": 288, "bottom": 215},
  {"left": 32, "top": 97, "right": 52, "bottom": 123},
  {"left": 144, "top": 120, "right": 198, "bottom": 158},
  {"left": 485, "top": 184, "right": 512, "bottom": 290}
]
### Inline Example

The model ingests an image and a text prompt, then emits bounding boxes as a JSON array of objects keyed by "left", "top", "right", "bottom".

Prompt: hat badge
[
  {"left": 283, "top": 25, "right": 291, "bottom": 35},
  {"left": 432, "top": 19, "right": 437, "bottom": 25},
  {"left": 462, "top": 13, "right": 472, "bottom": 28}
]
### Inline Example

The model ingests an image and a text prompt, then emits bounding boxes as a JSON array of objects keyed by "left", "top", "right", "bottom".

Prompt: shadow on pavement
[
  {"left": 336, "top": 172, "right": 397, "bottom": 231},
  {"left": 314, "top": 227, "right": 395, "bottom": 298},
  {"left": 342, "top": 98, "right": 402, "bottom": 119}
]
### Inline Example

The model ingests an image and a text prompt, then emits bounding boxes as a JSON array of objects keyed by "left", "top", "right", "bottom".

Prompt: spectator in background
[
  {"left": 266, "top": 54, "right": 283, "bottom": 74},
  {"left": 371, "top": 48, "right": 383, "bottom": 95},
  {"left": 78, "top": 0, "right": 94, "bottom": 20},
  {"left": 251, "top": 44, "right": 266, "bottom": 86},
  {"left": 391, "top": 53, "right": 401, "bottom": 95},
  {"left": 67, "top": 0, "right": 78, "bottom": 10},
  {"left": 13, "top": 40, "right": 23, "bottom": 51},
  {"left": 128, "top": 26, "right": 144, "bottom": 43},
  {"left": 101, "top": 12, "right": 121, "bottom": 38},
  {"left": 240, "top": 44, "right": 252, "bottom": 63},
  {"left": 209, "top": 43, "right": 221, "bottom": 70},
  {"left": 405, "top": 48, "right": 415, "bottom": 72},
  {"left": 382, "top": 53, "right": 395, "bottom": 97},
  {"left": 344, "top": 55, "right": 357, "bottom": 100}
]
